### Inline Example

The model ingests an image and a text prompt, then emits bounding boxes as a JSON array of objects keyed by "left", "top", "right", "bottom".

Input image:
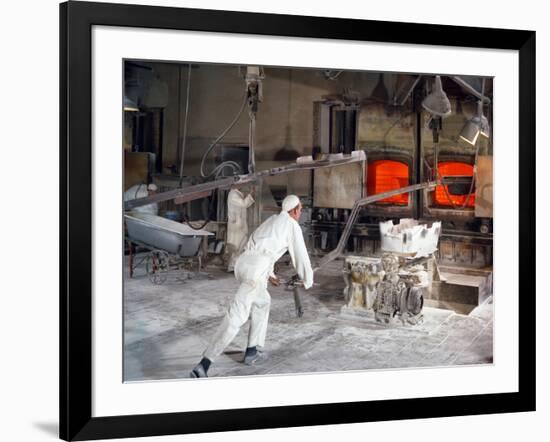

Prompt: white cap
[
  {"left": 282, "top": 194, "right": 300, "bottom": 212},
  {"left": 147, "top": 183, "right": 158, "bottom": 192}
]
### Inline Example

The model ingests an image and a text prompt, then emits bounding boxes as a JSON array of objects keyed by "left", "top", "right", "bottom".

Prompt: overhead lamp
[
  {"left": 422, "top": 75, "right": 451, "bottom": 117},
  {"left": 124, "top": 95, "right": 139, "bottom": 112},
  {"left": 371, "top": 73, "right": 389, "bottom": 103},
  {"left": 459, "top": 100, "right": 490, "bottom": 145}
]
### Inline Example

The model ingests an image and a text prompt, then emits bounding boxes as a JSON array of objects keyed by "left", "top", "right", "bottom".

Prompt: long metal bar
[
  {"left": 125, "top": 153, "right": 366, "bottom": 210},
  {"left": 316, "top": 180, "right": 438, "bottom": 270}
]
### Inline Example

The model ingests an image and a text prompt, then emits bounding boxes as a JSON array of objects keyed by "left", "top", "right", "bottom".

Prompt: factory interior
[{"left": 123, "top": 60, "right": 494, "bottom": 381}]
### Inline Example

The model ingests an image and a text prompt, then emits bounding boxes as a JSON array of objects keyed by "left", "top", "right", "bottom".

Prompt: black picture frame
[{"left": 60, "top": 1, "right": 536, "bottom": 440}]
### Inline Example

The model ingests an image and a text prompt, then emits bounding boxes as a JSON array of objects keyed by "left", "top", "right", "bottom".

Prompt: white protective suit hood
[{"left": 282, "top": 195, "right": 300, "bottom": 212}]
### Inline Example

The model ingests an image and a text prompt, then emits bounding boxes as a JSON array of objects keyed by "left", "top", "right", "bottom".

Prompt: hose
[
  {"left": 200, "top": 92, "right": 248, "bottom": 179},
  {"left": 182, "top": 83, "right": 248, "bottom": 230},
  {"left": 181, "top": 191, "right": 217, "bottom": 230},
  {"left": 437, "top": 141, "right": 480, "bottom": 210}
]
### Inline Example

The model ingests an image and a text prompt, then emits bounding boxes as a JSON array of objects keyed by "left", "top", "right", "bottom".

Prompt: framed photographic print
[{"left": 60, "top": 1, "right": 535, "bottom": 440}]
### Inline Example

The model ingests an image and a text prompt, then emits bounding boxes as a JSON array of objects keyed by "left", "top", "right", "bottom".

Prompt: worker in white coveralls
[
  {"left": 123, "top": 183, "right": 159, "bottom": 215},
  {"left": 226, "top": 186, "right": 255, "bottom": 272},
  {"left": 190, "top": 194, "right": 313, "bottom": 378}
]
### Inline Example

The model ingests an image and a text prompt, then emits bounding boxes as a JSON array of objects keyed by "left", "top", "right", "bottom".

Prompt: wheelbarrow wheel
[{"left": 145, "top": 250, "right": 170, "bottom": 284}]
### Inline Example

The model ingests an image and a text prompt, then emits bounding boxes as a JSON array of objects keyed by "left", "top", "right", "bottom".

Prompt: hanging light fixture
[
  {"left": 124, "top": 95, "right": 139, "bottom": 112},
  {"left": 371, "top": 73, "right": 389, "bottom": 103},
  {"left": 422, "top": 75, "right": 451, "bottom": 117},
  {"left": 459, "top": 100, "right": 490, "bottom": 145}
]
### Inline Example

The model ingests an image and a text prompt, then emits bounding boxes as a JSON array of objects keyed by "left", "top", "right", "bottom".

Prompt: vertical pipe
[
  {"left": 248, "top": 115, "right": 256, "bottom": 174},
  {"left": 176, "top": 65, "right": 182, "bottom": 169},
  {"left": 249, "top": 113, "right": 260, "bottom": 229},
  {"left": 414, "top": 92, "right": 423, "bottom": 219},
  {"left": 157, "top": 110, "right": 164, "bottom": 173},
  {"left": 179, "top": 64, "right": 192, "bottom": 183}
]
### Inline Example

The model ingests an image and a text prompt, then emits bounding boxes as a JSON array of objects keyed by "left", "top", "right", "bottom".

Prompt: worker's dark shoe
[
  {"left": 189, "top": 363, "right": 208, "bottom": 378},
  {"left": 243, "top": 351, "right": 267, "bottom": 366}
]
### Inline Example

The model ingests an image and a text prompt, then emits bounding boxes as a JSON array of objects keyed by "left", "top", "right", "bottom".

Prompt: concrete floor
[{"left": 124, "top": 255, "right": 493, "bottom": 381}]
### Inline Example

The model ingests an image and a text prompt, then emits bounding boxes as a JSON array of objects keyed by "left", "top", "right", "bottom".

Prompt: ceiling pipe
[{"left": 450, "top": 76, "right": 491, "bottom": 104}]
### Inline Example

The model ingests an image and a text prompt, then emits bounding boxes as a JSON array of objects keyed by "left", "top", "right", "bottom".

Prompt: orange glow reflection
[
  {"left": 434, "top": 162, "right": 475, "bottom": 208},
  {"left": 366, "top": 160, "right": 409, "bottom": 205}
]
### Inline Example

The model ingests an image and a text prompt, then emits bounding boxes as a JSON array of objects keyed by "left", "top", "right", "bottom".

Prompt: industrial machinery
[
  {"left": 343, "top": 254, "right": 427, "bottom": 325},
  {"left": 342, "top": 218, "right": 438, "bottom": 325}
]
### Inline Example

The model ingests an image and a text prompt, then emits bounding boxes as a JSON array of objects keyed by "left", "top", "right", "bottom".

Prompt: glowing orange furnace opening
[
  {"left": 434, "top": 161, "right": 475, "bottom": 208},
  {"left": 366, "top": 160, "right": 409, "bottom": 205}
]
